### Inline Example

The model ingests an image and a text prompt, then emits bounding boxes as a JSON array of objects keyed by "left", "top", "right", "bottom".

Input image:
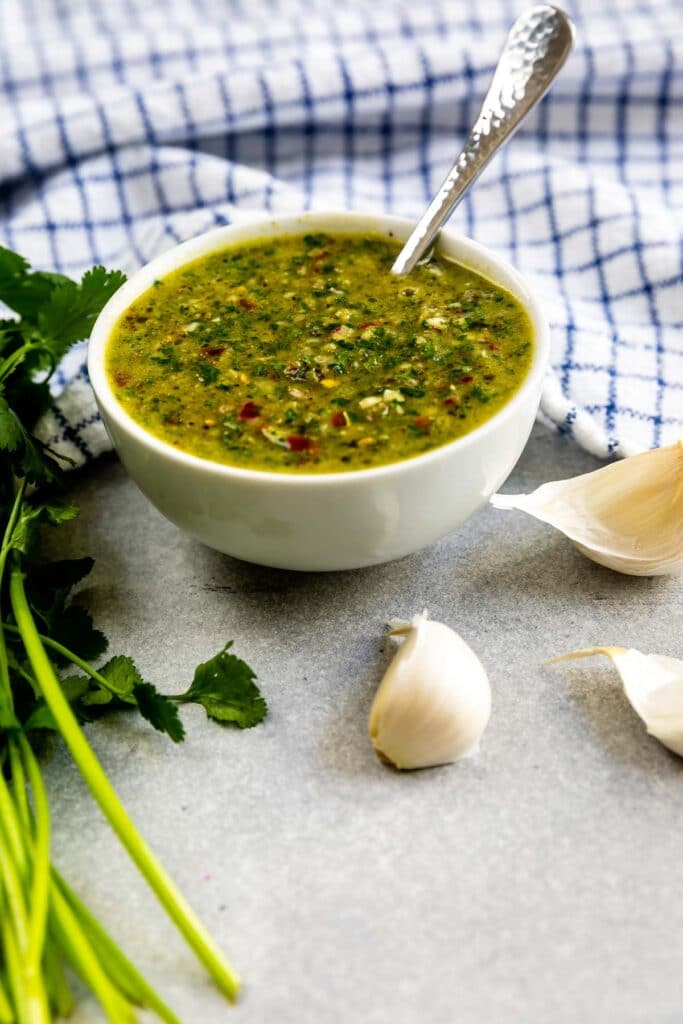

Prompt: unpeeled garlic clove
[
  {"left": 368, "top": 612, "right": 491, "bottom": 770},
  {"left": 491, "top": 442, "right": 683, "bottom": 576},
  {"left": 549, "top": 646, "right": 683, "bottom": 757}
]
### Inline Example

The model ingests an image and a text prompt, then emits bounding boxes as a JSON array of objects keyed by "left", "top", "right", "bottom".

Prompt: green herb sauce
[{"left": 107, "top": 232, "right": 534, "bottom": 473}]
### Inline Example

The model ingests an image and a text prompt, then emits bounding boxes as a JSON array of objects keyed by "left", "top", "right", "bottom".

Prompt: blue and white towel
[{"left": 1, "top": 0, "right": 681, "bottom": 464}]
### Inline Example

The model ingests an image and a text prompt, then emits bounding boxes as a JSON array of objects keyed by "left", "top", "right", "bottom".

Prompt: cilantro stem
[
  {"left": 17, "top": 736, "right": 51, "bottom": 977},
  {"left": 11, "top": 737, "right": 175, "bottom": 1024},
  {"left": 0, "top": 480, "right": 25, "bottom": 723},
  {"left": 49, "top": 882, "right": 136, "bottom": 1024},
  {"left": 0, "top": 480, "right": 26, "bottom": 571},
  {"left": 0, "top": 481, "right": 25, "bottom": 729},
  {"left": 8, "top": 743, "right": 30, "bottom": 844},
  {"left": 42, "top": 939, "right": 74, "bottom": 1018},
  {"left": 0, "top": 748, "right": 51, "bottom": 1024},
  {"left": 0, "top": 970, "right": 12, "bottom": 1024},
  {"left": 55, "top": 871, "right": 182, "bottom": 1024},
  {"left": 9, "top": 564, "right": 242, "bottom": 1004},
  {"left": 1, "top": 908, "right": 26, "bottom": 1024},
  {"left": 0, "top": 810, "right": 30, "bottom": 957},
  {"left": 0, "top": 340, "right": 56, "bottom": 386},
  {"left": 0, "top": 627, "right": 15, "bottom": 729},
  {"left": 0, "top": 758, "right": 27, "bottom": 874},
  {"left": 0, "top": 761, "right": 46, "bottom": 1024},
  {"left": 2, "top": 625, "right": 131, "bottom": 700}
]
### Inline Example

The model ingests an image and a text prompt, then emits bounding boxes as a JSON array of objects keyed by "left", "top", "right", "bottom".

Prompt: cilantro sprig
[
  {"left": 0, "top": 246, "right": 267, "bottom": 1021},
  {"left": 175, "top": 642, "right": 268, "bottom": 728}
]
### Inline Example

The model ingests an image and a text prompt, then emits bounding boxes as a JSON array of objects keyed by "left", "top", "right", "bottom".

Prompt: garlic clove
[
  {"left": 549, "top": 646, "right": 683, "bottom": 757},
  {"left": 491, "top": 442, "right": 683, "bottom": 576},
  {"left": 369, "top": 612, "right": 491, "bottom": 770}
]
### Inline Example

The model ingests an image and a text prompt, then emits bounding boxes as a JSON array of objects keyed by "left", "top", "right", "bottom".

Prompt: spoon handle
[{"left": 391, "top": 5, "right": 574, "bottom": 276}]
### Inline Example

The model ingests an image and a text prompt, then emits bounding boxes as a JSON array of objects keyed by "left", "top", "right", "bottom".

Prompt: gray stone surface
[{"left": 43, "top": 423, "right": 683, "bottom": 1024}]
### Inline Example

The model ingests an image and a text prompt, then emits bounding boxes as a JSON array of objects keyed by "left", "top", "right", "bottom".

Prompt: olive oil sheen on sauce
[{"left": 107, "top": 232, "right": 534, "bottom": 473}]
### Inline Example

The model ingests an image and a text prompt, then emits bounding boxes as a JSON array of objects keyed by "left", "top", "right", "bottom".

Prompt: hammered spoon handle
[{"left": 391, "top": 4, "right": 574, "bottom": 276}]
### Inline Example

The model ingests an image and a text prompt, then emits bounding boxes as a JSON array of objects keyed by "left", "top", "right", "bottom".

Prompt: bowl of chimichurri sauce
[{"left": 89, "top": 212, "right": 549, "bottom": 570}]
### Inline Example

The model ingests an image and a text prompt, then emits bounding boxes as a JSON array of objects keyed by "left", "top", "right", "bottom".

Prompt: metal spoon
[{"left": 391, "top": 5, "right": 575, "bottom": 276}]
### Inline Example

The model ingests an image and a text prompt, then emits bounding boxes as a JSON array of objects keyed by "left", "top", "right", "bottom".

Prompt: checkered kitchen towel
[{"left": 1, "top": 0, "right": 681, "bottom": 464}]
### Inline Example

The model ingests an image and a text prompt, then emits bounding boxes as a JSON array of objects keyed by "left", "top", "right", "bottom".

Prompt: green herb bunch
[{"left": 0, "top": 249, "right": 267, "bottom": 1022}]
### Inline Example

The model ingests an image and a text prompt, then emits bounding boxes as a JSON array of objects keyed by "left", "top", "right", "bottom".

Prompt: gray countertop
[{"left": 44, "top": 424, "right": 683, "bottom": 1024}]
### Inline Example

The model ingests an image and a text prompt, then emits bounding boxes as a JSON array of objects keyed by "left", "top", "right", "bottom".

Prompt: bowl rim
[{"left": 88, "top": 209, "right": 549, "bottom": 488}]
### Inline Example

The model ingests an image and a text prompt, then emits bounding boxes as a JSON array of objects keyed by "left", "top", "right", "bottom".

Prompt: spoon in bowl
[{"left": 391, "top": 4, "right": 575, "bottom": 276}]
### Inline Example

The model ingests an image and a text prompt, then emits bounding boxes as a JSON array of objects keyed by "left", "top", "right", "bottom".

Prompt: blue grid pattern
[{"left": 0, "top": 0, "right": 681, "bottom": 463}]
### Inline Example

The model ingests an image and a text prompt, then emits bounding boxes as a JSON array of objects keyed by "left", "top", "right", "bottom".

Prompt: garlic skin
[
  {"left": 369, "top": 613, "right": 491, "bottom": 770},
  {"left": 550, "top": 646, "right": 683, "bottom": 757},
  {"left": 491, "top": 442, "right": 683, "bottom": 576}
]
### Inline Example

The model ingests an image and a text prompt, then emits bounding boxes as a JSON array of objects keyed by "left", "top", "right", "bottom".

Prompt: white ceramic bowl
[{"left": 88, "top": 211, "right": 549, "bottom": 571}]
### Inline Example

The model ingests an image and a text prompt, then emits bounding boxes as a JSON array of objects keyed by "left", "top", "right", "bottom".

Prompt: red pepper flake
[
  {"left": 358, "top": 321, "right": 384, "bottom": 329},
  {"left": 114, "top": 372, "right": 130, "bottom": 388},
  {"left": 200, "top": 346, "right": 226, "bottom": 357},
  {"left": 287, "top": 434, "right": 315, "bottom": 452},
  {"left": 330, "top": 411, "right": 349, "bottom": 428},
  {"left": 486, "top": 342, "right": 500, "bottom": 351},
  {"left": 460, "top": 375, "right": 474, "bottom": 383},
  {"left": 238, "top": 296, "right": 257, "bottom": 311},
  {"left": 413, "top": 417, "right": 432, "bottom": 433},
  {"left": 239, "top": 401, "right": 261, "bottom": 420},
  {"left": 443, "top": 396, "right": 458, "bottom": 407}
]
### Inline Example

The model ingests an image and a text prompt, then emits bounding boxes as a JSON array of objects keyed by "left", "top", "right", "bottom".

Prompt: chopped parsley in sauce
[{"left": 107, "top": 232, "right": 534, "bottom": 473}]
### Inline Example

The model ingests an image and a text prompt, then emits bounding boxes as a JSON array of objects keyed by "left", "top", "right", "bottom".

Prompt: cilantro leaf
[
  {"left": 36, "top": 266, "right": 126, "bottom": 362},
  {"left": 133, "top": 682, "right": 185, "bottom": 743},
  {"left": 61, "top": 676, "right": 91, "bottom": 701},
  {"left": 98, "top": 655, "right": 142, "bottom": 698},
  {"left": 24, "top": 703, "right": 59, "bottom": 732},
  {"left": 0, "top": 396, "right": 66, "bottom": 484},
  {"left": 17, "top": 434, "right": 66, "bottom": 485},
  {"left": 177, "top": 643, "right": 267, "bottom": 728},
  {"left": 20, "top": 654, "right": 183, "bottom": 743},
  {"left": 25, "top": 556, "right": 107, "bottom": 664},
  {"left": 25, "top": 557, "right": 95, "bottom": 648},
  {"left": 68, "top": 655, "right": 184, "bottom": 742},
  {"left": 0, "top": 395, "right": 25, "bottom": 451},
  {"left": 49, "top": 606, "right": 108, "bottom": 663},
  {"left": 27, "top": 557, "right": 94, "bottom": 595},
  {"left": 80, "top": 686, "right": 114, "bottom": 708},
  {"left": 0, "top": 246, "right": 30, "bottom": 280},
  {"left": 4, "top": 373, "right": 53, "bottom": 431},
  {"left": 0, "top": 246, "right": 68, "bottom": 321},
  {"left": 10, "top": 499, "right": 79, "bottom": 555},
  {"left": 0, "top": 255, "right": 125, "bottom": 387},
  {"left": 195, "top": 362, "right": 219, "bottom": 385},
  {"left": 24, "top": 676, "right": 91, "bottom": 732},
  {"left": 86, "top": 655, "right": 185, "bottom": 742}
]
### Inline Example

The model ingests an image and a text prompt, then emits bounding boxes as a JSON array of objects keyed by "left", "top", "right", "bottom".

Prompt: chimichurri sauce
[{"left": 107, "top": 233, "right": 534, "bottom": 473}]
